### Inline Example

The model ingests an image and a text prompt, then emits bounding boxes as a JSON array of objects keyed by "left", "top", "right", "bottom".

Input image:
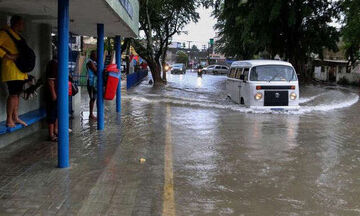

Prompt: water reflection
[{"left": 197, "top": 77, "right": 203, "bottom": 88}]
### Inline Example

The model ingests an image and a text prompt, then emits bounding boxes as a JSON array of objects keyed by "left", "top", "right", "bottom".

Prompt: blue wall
[{"left": 127, "top": 70, "right": 148, "bottom": 89}]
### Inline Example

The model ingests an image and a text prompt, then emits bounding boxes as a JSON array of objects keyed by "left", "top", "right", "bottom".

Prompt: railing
[{"left": 127, "top": 69, "right": 149, "bottom": 89}]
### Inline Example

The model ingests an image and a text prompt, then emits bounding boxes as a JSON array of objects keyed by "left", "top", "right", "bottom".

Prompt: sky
[
  {"left": 172, "top": 7, "right": 217, "bottom": 49},
  {"left": 170, "top": 5, "right": 342, "bottom": 50}
]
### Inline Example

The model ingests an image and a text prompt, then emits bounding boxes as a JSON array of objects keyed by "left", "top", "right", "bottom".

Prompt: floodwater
[
  {"left": 1, "top": 71, "right": 360, "bottom": 215},
  {"left": 123, "top": 72, "right": 360, "bottom": 215}
]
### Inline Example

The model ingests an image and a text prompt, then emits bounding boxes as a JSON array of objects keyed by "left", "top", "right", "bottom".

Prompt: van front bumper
[{"left": 249, "top": 105, "right": 300, "bottom": 111}]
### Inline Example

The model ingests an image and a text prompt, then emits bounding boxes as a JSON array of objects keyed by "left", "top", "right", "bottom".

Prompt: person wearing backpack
[{"left": 0, "top": 15, "right": 29, "bottom": 128}]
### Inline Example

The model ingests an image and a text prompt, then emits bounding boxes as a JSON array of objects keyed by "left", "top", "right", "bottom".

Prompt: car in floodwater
[
  {"left": 226, "top": 60, "right": 299, "bottom": 111},
  {"left": 171, "top": 63, "right": 186, "bottom": 74},
  {"left": 202, "top": 65, "right": 229, "bottom": 75}
]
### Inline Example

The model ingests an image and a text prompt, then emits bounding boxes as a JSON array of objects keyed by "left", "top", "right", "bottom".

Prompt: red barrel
[{"left": 104, "top": 64, "right": 120, "bottom": 100}]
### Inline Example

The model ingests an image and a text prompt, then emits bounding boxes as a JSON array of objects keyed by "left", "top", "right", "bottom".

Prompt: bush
[
  {"left": 351, "top": 81, "right": 360, "bottom": 86},
  {"left": 337, "top": 77, "right": 350, "bottom": 85}
]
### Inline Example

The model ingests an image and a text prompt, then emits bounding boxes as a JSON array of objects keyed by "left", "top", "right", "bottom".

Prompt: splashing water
[{"left": 125, "top": 73, "right": 359, "bottom": 115}]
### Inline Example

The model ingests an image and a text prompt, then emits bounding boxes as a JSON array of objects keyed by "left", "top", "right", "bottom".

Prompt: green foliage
[
  {"left": 191, "top": 45, "right": 199, "bottom": 52},
  {"left": 176, "top": 51, "right": 189, "bottom": 64},
  {"left": 133, "top": 0, "right": 209, "bottom": 82},
  {"left": 342, "top": 0, "right": 360, "bottom": 64},
  {"left": 214, "top": 0, "right": 340, "bottom": 76},
  {"left": 104, "top": 38, "right": 113, "bottom": 53}
]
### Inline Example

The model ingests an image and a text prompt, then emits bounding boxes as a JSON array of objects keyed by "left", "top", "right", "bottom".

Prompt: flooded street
[
  {"left": 1, "top": 71, "right": 360, "bottom": 215},
  {"left": 125, "top": 71, "right": 360, "bottom": 215}
]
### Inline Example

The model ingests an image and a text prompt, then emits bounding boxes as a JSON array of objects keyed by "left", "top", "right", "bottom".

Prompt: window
[
  {"left": 215, "top": 66, "right": 221, "bottom": 69},
  {"left": 250, "top": 65, "right": 297, "bottom": 81},
  {"left": 235, "top": 68, "right": 243, "bottom": 79},
  {"left": 243, "top": 68, "right": 250, "bottom": 81},
  {"left": 119, "top": 0, "right": 134, "bottom": 19},
  {"left": 222, "top": 66, "right": 228, "bottom": 70},
  {"left": 118, "top": 0, "right": 134, "bottom": 19},
  {"left": 229, "top": 68, "right": 236, "bottom": 78}
]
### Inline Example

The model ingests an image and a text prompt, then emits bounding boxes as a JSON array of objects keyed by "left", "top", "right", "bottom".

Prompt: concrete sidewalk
[{"left": 0, "top": 97, "right": 168, "bottom": 216}]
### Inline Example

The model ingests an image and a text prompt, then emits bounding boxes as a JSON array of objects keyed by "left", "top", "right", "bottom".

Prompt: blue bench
[{"left": 0, "top": 109, "right": 46, "bottom": 135}]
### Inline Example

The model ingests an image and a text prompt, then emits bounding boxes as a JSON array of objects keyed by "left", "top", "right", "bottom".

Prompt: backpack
[{"left": 5, "top": 30, "right": 36, "bottom": 73}]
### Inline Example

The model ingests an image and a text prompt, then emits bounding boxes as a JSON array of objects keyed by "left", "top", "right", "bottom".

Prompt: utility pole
[{"left": 187, "top": 41, "right": 194, "bottom": 50}]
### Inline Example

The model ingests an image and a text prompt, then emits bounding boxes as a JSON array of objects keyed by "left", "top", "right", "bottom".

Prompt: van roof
[{"left": 231, "top": 60, "right": 293, "bottom": 68}]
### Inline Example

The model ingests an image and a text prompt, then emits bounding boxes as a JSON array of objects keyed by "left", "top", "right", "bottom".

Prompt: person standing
[
  {"left": 86, "top": 50, "right": 97, "bottom": 120},
  {"left": 45, "top": 55, "right": 58, "bottom": 141},
  {"left": 0, "top": 15, "right": 28, "bottom": 127}
]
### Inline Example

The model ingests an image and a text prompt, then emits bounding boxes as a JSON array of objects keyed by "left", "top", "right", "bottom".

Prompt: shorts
[
  {"left": 46, "top": 100, "right": 57, "bottom": 124},
  {"left": 7, "top": 80, "right": 25, "bottom": 95},
  {"left": 87, "top": 81, "right": 97, "bottom": 100}
]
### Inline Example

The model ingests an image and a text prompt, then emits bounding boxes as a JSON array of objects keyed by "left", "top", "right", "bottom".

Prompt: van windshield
[{"left": 250, "top": 65, "right": 297, "bottom": 82}]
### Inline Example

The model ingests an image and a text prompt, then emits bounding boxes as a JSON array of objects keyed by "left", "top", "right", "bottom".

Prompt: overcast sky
[{"left": 172, "top": 7, "right": 217, "bottom": 49}]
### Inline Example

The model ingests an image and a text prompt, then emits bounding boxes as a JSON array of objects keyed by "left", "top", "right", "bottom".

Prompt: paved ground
[{"left": 1, "top": 72, "right": 360, "bottom": 215}]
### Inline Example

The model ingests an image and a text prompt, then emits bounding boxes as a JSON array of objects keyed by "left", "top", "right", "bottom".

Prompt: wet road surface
[{"left": 1, "top": 71, "right": 360, "bottom": 215}]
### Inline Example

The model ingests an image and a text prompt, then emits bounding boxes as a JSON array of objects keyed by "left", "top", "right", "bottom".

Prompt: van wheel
[{"left": 240, "top": 98, "right": 244, "bottom": 105}]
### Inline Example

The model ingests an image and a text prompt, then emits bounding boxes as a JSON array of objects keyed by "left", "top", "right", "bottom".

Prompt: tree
[
  {"left": 342, "top": 0, "right": 360, "bottom": 65},
  {"left": 176, "top": 51, "right": 189, "bottom": 65},
  {"left": 191, "top": 45, "right": 200, "bottom": 52},
  {"left": 131, "top": 0, "right": 211, "bottom": 85},
  {"left": 214, "top": 0, "right": 340, "bottom": 79}
]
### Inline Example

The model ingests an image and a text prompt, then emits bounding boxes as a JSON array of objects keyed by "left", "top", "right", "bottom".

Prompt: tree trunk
[
  {"left": 149, "top": 61, "right": 164, "bottom": 85},
  {"left": 162, "top": 42, "right": 169, "bottom": 82},
  {"left": 162, "top": 65, "right": 167, "bottom": 81},
  {"left": 161, "top": 57, "right": 167, "bottom": 82},
  {"left": 290, "top": 56, "right": 309, "bottom": 82}
]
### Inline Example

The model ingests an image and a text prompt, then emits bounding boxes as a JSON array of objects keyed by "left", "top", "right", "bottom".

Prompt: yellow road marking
[{"left": 162, "top": 105, "right": 176, "bottom": 216}]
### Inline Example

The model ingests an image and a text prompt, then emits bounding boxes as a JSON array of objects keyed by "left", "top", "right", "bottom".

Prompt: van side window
[
  {"left": 235, "top": 68, "right": 243, "bottom": 79},
  {"left": 229, "top": 68, "right": 236, "bottom": 78},
  {"left": 243, "top": 68, "right": 250, "bottom": 81}
]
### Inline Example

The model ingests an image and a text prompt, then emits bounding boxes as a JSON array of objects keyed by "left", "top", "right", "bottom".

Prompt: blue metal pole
[
  {"left": 97, "top": 24, "right": 105, "bottom": 130},
  {"left": 57, "top": 0, "right": 69, "bottom": 168},
  {"left": 115, "top": 36, "right": 121, "bottom": 113}
]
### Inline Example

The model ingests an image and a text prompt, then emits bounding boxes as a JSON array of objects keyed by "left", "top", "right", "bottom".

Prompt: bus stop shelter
[{"left": 0, "top": 0, "right": 139, "bottom": 168}]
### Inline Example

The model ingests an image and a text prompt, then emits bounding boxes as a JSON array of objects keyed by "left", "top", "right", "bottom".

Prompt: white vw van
[{"left": 226, "top": 60, "right": 299, "bottom": 110}]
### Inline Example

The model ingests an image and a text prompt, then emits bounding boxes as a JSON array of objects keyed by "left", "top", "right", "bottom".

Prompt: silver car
[
  {"left": 170, "top": 63, "right": 186, "bottom": 74},
  {"left": 202, "top": 65, "right": 229, "bottom": 75}
]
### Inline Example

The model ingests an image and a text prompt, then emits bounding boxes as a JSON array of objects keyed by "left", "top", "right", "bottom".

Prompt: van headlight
[
  {"left": 290, "top": 92, "right": 297, "bottom": 100},
  {"left": 254, "top": 92, "right": 263, "bottom": 100}
]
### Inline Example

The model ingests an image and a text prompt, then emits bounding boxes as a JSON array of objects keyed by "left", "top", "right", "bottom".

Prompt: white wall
[
  {"left": 314, "top": 66, "right": 328, "bottom": 81},
  {"left": 337, "top": 73, "right": 360, "bottom": 84}
]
